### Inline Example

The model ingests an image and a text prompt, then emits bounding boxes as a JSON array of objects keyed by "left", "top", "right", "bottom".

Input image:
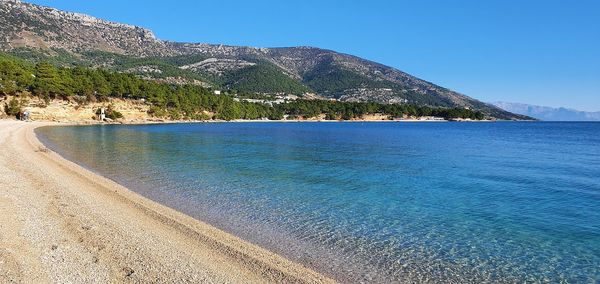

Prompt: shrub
[
  {"left": 107, "top": 110, "right": 123, "bottom": 119},
  {"left": 148, "top": 106, "right": 167, "bottom": 117},
  {"left": 190, "top": 112, "right": 211, "bottom": 121},
  {"left": 96, "top": 105, "right": 124, "bottom": 120},
  {"left": 4, "top": 99, "right": 22, "bottom": 118},
  {"left": 325, "top": 112, "right": 337, "bottom": 120},
  {"left": 168, "top": 109, "right": 181, "bottom": 120}
]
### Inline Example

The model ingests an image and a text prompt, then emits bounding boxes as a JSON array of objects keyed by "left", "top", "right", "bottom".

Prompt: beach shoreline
[
  {"left": 1, "top": 95, "right": 499, "bottom": 125},
  {"left": 0, "top": 119, "right": 334, "bottom": 283}
]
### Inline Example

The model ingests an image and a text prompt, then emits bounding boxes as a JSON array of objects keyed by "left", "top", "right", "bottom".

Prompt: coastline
[
  {"left": 33, "top": 117, "right": 492, "bottom": 126},
  {"left": 0, "top": 120, "right": 334, "bottom": 283},
  {"left": 1, "top": 94, "right": 502, "bottom": 124}
]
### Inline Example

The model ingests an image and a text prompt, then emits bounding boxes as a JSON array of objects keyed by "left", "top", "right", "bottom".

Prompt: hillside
[
  {"left": 1, "top": 52, "right": 493, "bottom": 123},
  {"left": 0, "top": 0, "right": 525, "bottom": 119}
]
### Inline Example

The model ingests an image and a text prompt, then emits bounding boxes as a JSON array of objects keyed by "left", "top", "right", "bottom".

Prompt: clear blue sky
[{"left": 28, "top": 0, "right": 600, "bottom": 111}]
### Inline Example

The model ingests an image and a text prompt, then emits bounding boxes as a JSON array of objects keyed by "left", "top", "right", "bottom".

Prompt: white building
[{"left": 98, "top": 107, "right": 106, "bottom": 121}]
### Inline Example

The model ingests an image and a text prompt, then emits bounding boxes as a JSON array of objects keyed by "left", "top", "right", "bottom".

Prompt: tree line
[{"left": 0, "top": 53, "right": 485, "bottom": 121}]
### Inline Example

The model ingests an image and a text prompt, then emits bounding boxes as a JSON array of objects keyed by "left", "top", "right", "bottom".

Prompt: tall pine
[{"left": 33, "top": 62, "right": 61, "bottom": 98}]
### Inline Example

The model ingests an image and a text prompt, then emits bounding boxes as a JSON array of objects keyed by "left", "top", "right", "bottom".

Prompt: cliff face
[{"left": 0, "top": 0, "right": 524, "bottom": 119}]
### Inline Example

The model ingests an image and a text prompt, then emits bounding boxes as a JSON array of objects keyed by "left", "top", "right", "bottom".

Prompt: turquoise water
[{"left": 37, "top": 122, "right": 600, "bottom": 283}]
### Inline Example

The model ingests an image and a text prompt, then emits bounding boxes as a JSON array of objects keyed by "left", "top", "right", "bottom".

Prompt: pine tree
[{"left": 33, "top": 62, "right": 61, "bottom": 97}]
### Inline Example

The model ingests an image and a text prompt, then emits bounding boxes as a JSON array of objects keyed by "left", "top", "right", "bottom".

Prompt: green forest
[{"left": 0, "top": 52, "right": 485, "bottom": 121}]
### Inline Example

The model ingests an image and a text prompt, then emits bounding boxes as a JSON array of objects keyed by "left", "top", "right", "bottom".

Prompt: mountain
[
  {"left": 492, "top": 102, "right": 600, "bottom": 121},
  {"left": 0, "top": 0, "right": 524, "bottom": 119}
]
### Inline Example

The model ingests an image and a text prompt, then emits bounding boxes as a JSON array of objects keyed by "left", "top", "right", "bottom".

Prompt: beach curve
[{"left": 0, "top": 120, "right": 335, "bottom": 283}]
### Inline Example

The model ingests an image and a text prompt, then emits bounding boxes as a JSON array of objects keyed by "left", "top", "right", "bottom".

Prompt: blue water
[{"left": 37, "top": 122, "right": 600, "bottom": 283}]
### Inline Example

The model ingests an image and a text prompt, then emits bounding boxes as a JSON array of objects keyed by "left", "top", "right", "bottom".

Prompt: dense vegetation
[
  {"left": 303, "top": 60, "right": 392, "bottom": 94},
  {"left": 277, "top": 100, "right": 484, "bottom": 120},
  {"left": 8, "top": 49, "right": 312, "bottom": 94},
  {"left": 8, "top": 48, "right": 213, "bottom": 82},
  {"left": 0, "top": 52, "right": 485, "bottom": 121},
  {"left": 224, "top": 63, "right": 311, "bottom": 94}
]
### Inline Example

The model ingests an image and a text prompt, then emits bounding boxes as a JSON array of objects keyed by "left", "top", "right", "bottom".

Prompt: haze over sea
[{"left": 37, "top": 122, "right": 600, "bottom": 283}]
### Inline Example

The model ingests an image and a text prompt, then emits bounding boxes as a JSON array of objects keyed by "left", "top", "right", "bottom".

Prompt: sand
[{"left": 0, "top": 120, "right": 335, "bottom": 283}]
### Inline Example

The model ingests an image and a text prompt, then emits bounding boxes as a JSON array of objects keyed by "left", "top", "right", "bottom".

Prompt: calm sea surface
[{"left": 37, "top": 122, "right": 600, "bottom": 283}]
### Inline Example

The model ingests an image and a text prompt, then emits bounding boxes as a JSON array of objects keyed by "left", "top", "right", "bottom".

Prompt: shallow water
[{"left": 37, "top": 122, "right": 600, "bottom": 283}]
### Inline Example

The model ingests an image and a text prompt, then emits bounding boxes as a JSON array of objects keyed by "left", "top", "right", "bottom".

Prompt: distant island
[
  {"left": 0, "top": 0, "right": 528, "bottom": 121},
  {"left": 493, "top": 102, "right": 600, "bottom": 121}
]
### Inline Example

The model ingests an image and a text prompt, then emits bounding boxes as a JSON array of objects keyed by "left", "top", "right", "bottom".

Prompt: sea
[{"left": 37, "top": 122, "right": 600, "bottom": 283}]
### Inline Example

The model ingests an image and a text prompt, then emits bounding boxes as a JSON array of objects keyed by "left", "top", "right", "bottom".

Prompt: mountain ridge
[
  {"left": 0, "top": 0, "right": 525, "bottom": 119},
  {"left": 492, "top": 102, "right": 600, "bottom": 121}
]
